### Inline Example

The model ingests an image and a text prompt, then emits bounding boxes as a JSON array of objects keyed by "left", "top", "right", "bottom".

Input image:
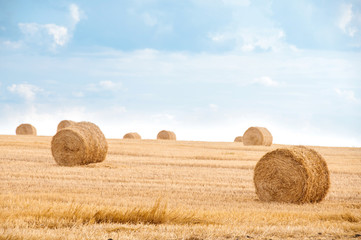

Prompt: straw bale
[
  {"left": 123, "top": 132, "right": 141, "bottom": 139},
  {"left": 57, "top": 120, "right": 76, "bottom": 132},
  {"left": 157, "top": 130, "right": 176, "bottom": 140},
  {"left": 51, "top": 121, "right": 108, "bottom": 166},
  {"left": 253, "top": 146, "right": 330, "bottom": 204},
  {"left": 243, "top": 127, "right": 272, "bottom": 146},
  {"left": 16, "top": 124, "right": 37, "bottom": 136},
  {"left": 234, "top": 136, "right": 243, "bottom": 142}
]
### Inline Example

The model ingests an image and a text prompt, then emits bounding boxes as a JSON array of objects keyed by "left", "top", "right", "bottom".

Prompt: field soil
[{"left": 0, "top": 135, "right": 360, "bottom": 240}]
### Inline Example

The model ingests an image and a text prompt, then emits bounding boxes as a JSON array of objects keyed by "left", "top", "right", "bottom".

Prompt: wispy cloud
[
  {"left": 335, "top": 88, "right": 360, "bottom": 103},
  {"left": 87, "top": 80, "right": 123, "bottom": 92},
  {"left": 151, "top": 113, "right": 176, "bottom": 122},
  {"left": 338, "top": 3, "right": 359, "bottom": 37},
  {"left": 209, "top": 27, "right": 296, "bottom": 52},
  {"left": 7, "top": 84, "right": 42, "bottom": 101},
  {"left": 221, "top": 0, "right": 250, "bottom": 7},
  {"left": 70, "top": 4, "right": 81, "bottom": 26},
  {"left": 252, "top": 76, "right": 279, "bottom": 87},
  {"left": 1, "top": 40, "right": 22, "bottom": 49},
  {"left": 209, "top": 104, "right": 219, "bottom": 111},
  {"left": 18, "top": 23, "right": 69, "bottom": 49},
  {"left": 139, "top": 11, "right": 173, "bottom": 34},
  {"left": 142, "top": 13, "right": 158, "bottom": 27}
]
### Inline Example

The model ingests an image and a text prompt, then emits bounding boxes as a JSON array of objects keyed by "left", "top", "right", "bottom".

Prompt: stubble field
[{"left": 0, "top": 135, "right": 360, "bottom": 240}]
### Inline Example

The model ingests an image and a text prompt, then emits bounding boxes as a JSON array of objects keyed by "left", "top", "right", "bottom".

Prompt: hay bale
[
  {"left": 157, "top": 130, "right": 176, "bottom": 140},
  {"left": 51, "top": 121, "right": 108, "bottom": 166},
  {"left": 57, "top": 120, "right": 76, "bottom": 132},
  {"left": 253, "top": 146, "right": 330, "bottom": 204},
  {"left": 16, "top": 124, "right": 37, "bottom": 136},
  {"left": 243, "top": 127, "right": 272, "bottom": 146},
  {"left": 234, "top": 136, "right": 243, "bottom": 142},
  {"left": 123, "top": 132, "right": 141, "bottom": 139}
]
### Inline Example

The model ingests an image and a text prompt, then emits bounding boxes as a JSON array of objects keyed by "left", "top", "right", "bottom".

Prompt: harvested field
[{"left": 0, "top": 135, "right": 360, "bottom": 240}]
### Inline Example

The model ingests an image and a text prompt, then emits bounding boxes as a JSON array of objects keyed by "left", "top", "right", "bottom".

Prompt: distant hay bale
[
  {"left": 243, "top": 127, "right": 272, "bottom": 146},
  {"left": 51, "top": 121, "right": 108, "bottom": 166},
  {"left": 157, "top": 130, "right": 176, "bottom": 140},
  {"left": 234, "top": 136, "right": 243, "bottom": 142},
  {"left": 57, "top": 120, "right": 76, "bottom": 132},
  {"left": 123, "top": 132, "right": 141, "bottom": 139},
  {"left": 253, "top": 146, "right": 330, "bottom": 204},
  {"left": 16, "top": 124, "right": 37, "bottom": 136}
]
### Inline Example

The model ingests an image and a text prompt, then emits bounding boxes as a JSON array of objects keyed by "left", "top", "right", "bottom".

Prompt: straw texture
[
  {"left": 51, "top": 121, "right": 108, "bottom": 166},
  {"left": 157, "top": 130, "right": 176, "bottom": 140},
  {"left": 16, "top": 124, "right": 37, "bottom": 136},
  {"left": 234, "top": 136, "right": 243, "bottom": 142},
  {"left": 57, "top": 120, "right": 76, "bottom": 132},
  {"left": 253, "top": 146, "right": 330, "bottom": 204},
  {"left": 243, "top": 127, "right": 272, "bottom": 146},
  {"left": 123, "top": 132, "right": 141, "bottom": 139}
]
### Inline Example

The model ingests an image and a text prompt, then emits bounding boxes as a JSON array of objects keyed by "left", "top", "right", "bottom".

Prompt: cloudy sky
[{"left": 0, "top": 0, "right": 360, "bottom": 146}]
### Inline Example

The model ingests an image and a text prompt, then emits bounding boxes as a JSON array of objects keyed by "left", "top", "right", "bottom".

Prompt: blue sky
[{"left": 0, "top": 0, "right": 360, "bottom": 146}]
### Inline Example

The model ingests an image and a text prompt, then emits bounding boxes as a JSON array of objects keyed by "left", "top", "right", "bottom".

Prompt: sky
[{"left": 0, "top": 0, "right": 360, "bottom": 147}]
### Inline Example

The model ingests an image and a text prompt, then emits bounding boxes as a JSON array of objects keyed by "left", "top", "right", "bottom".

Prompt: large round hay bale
[
  {"left": 253, "top": 146, "right": 330, "bottom": 204},
  {"left": 57, "top": 120, "right": 76, "bottom": 132},
  {"left": 123, "top": 132, "right": 141, "bottom": 139},
  {"left": 243, "top": 127, "right": 272, "bottom": 146},
  {"left": 234, "top": 136, "right": 243, "bottom": 142},
  {"left": 51, "top": 121, "right": 108, "bottom": 166},
  {"left": 157, "top": 130, "right": 176, "bottom": 140},
  {"left": 16, "top": 124, "right": 37, "bottom": 136}
]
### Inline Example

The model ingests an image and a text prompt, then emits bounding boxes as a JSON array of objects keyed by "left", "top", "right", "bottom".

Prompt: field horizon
[{"left": 0, "top": 134, "right": 360, "bottom": 240}]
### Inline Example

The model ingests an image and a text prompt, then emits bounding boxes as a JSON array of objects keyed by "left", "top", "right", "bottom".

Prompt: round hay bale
[
  {"left": 243, "top": 127, "right": 272, "bottom": 146},
  {"left": 16, "top": 124, "right": 37, "bottom": 136},
  {"left": 51, "top": 121, "right": 108, "bottom": 166},
  {"left": 157, "top": 130, "right": 176, "bottom": 140},
  {"left": 234, "top": 136, "right": 243, "bottom": 142},
  {"left": 253, "top": 146, "right": 330, "bottom": 204},
  {"left": 57, "top": 120, "right": 76, "bottom": 132},
  {"left": 123, "top": 132, "right": 141, "bottom": 139}
]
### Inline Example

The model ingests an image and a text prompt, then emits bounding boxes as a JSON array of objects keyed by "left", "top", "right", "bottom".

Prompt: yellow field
[{"left": 0, "top": 135, "right": 360, "bottom": 240}]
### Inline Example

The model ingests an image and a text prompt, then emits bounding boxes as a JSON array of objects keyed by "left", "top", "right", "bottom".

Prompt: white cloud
[
  {"left": 338, "top": 3, "right": 361, "bottom": 38},
  {"left": 338, "top": 4, "right": 353, "bottom": 36},
  {"left": 18, "top": 22, "right": 69, "bottom": 50},
  {"left": 17, "top": 3, "right": 82, "bottom": 51},
  {"left": 45, "top": 24, "right": 69, "bottom": 46},
  {"left": 335, "top": 88, "right": 359, "bottom": 103},
  {"left": 151, "top": 113, "right": 175, "bottom": 121},
  {"left": 193, "top": 0, "right": 250, "bottom": 7},
  {"left": 7, "top": 84, "right": 42, "bottom": 101},
  {"left": 209, "top": 104, "right": 219, "bottom": 111},
  {"left": 70, "top": 4, "right": 81, "bottom": 25},
  {"left": 72, "top": 91, "right": 84, "bottom": 97},
  {"left": 1, "top": 40, "right": 22, "bottom": 49},
  {"left": 252, "top": 76, "right": 279, "bottom": 87},
  {"left": 87, "top": 80, "right": 123, "bottom": 92},
  {"left": 221, "top": 0, "right": 250, "bottom": 7},
  {"left": 140, "top": 12, "right": 173, "bottom": 34},
  {"left": 142, "top": 13, "right": 158, "bottom": 27}
]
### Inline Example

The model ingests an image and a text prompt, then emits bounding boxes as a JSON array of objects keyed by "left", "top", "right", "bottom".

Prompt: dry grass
[{"left": 0, "top": 135, "right": 360, "bottom": 239}]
